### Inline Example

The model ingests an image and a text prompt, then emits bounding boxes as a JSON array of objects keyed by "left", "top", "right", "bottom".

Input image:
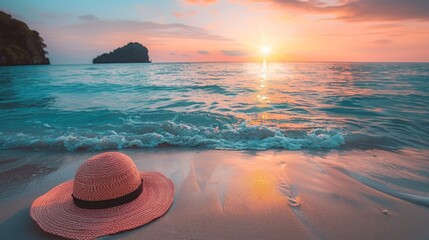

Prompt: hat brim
[{"left": 30, "top": 172, "right": 174, "bottom": 240}]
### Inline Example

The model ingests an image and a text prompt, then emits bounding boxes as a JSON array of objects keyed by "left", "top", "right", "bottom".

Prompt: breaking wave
[{"left": 0, "top": 121, "right": 344, "bottom": 151}]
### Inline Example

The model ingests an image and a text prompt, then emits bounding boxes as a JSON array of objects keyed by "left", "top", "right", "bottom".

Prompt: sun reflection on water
[{"left": 257, "top": 59, "right": 271, "bottom": 104}]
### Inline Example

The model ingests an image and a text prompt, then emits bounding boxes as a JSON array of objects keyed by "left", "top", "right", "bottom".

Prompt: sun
[{"left": 261, "top": 46, "right": 271, "bottom": 56}]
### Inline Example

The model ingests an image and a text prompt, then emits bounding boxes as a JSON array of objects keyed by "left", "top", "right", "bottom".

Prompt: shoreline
[{"left": 1, "top": 148, "right": 428, "bottom": 239}]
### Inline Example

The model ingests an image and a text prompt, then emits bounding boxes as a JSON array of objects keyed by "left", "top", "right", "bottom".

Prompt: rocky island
[
  {"left": 93, "top": 42, "right": 151, "bottom": 64},
  {"left": 0, "top": 11, "right": 50, "bottom": 66}
]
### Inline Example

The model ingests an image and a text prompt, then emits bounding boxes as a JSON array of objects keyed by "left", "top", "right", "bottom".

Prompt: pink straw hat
[{"left": 30, "top": 152, "right": 174, "bottom": 240}]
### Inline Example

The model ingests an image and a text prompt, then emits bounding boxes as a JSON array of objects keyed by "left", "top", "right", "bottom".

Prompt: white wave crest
[{"left": 0, "top": 121, "right": 344, "bottom": 151}]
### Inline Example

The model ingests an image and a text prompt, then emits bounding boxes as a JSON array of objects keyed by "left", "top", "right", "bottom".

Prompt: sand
[{"left": 1, "top": 149, "right": 429, "bottom": 239}]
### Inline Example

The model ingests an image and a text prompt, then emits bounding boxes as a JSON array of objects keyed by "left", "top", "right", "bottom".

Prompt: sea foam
[
  {"left": 1, "top": 62, "right": 427, "bottom": 152},
  {"left": 0, "top": 121, "right": 344, "bottom": 151}
]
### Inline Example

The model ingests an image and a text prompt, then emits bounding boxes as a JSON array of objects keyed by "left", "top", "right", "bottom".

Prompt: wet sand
[{"left": 1, "top": 149, "right": 429, "bottom": 239}]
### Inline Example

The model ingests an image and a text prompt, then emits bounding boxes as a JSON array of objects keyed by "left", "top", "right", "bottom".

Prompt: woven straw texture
[
  {"left": 73, "top": 152, "right": 142, "bottom": 201},
  {"left": 30, "top": 152, "right": 174, "bottom": 240}
]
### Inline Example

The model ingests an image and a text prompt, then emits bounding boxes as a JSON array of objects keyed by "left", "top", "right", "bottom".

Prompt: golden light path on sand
[{"left": 1, "top": 149, "right": 429, "bottom": 239}]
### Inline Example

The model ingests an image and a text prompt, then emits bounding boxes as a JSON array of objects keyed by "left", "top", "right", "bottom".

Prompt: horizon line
[{"left": 43, "top": 60, "right": 429, "bottom": 66}]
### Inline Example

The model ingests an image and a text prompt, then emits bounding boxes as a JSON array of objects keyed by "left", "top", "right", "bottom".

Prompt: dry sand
[{"left": 0, "top": 149, "right": 428, "bottom": 239}]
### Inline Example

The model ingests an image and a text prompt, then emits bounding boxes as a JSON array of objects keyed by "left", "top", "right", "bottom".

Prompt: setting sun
[
  {"left": 1, "top": 1, "right": 429, "bottom": 240},
  {"left": 261, "top": 46, "right": 271, "bottom": 56}
]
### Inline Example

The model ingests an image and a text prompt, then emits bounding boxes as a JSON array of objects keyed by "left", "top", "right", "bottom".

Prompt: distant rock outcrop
[
  {"left": 93, "top": 42, "right": 151, "bottom": 64},
  {"left": 0, "top": 11, "right": 50, "bottom": 66}
]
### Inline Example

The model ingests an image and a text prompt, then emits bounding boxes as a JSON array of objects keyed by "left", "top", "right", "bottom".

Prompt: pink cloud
[
  {"left": 220, "top": 50, "right": 249, "bottom": 56},
  {"left": 372, "top": 39, "right": 392, "bottom": 45},
  {"left": 173, "top": 10, "right": 197, "bottom": 18},
  {"left": 79, "top": 14, "right": 98, "bottom": 21},
  {"left": 242, "top": 0, "right": 429, "bottom": 21},
  {"left": 42, "top": 18, "right": 233, "bottom": 63},
  {"left": 184, "top": 0, "right": 218, "bottom": 5},
  {"left": 63, "top": 19, "right": 230, "bottom": 41}
]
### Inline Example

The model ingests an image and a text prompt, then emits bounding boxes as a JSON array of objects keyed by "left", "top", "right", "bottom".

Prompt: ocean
[
  {"left": 1, "top": 62, "right": 428, "bottom": 151},
  {"left": 1, "top": 62, "right": 429, "bottom": 238}
]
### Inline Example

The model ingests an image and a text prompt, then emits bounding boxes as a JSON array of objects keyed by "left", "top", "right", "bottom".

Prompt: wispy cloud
[
  {"left": 40, "top": 12, "right": 72, "bottom": 20},
  {"left": 372, "top": 39, "right": 392, "bottom": 45},
  {"left": 220, "top": 50, "right": 248, "bottom": 56},
  {"left": 43, "top": 18, "right": 233, "bottom": 63},
  {"left": 78, "top": 14, "right": 98, "bottom": 21},
  {"left": 173, "top": 10, "right": 197, "bottom": 18},
  {"left": 367, "top": 23, "right": 402, "bottom": 29},
  {"left": 65, "top": 19, "right": 230, "bottom": 41},
  {"left": 184, "top": 0, "right": 218, "bottom": 5},
  {"left": 198, "top": 50, "right": 210, "bottom": 54},
  {"left": 244, "top": 0, "right": 429, "bottom": 21},
  {"left": 335, "top": 0, "right": 429, "bottom": 21}
]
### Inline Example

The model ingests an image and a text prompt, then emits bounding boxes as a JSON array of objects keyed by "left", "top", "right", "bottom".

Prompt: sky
[{"left": 1, "top": 0, "right": 429, "bottom": 64}]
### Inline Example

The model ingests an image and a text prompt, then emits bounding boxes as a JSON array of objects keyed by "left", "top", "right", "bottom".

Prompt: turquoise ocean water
[{"left": 0, "top": 62, "right": 428, "bottom": 151}]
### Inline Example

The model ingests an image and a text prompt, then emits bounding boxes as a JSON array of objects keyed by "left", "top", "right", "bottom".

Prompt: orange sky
[{"left": 2, "top": 0, "right": 429, "bottom": 63}]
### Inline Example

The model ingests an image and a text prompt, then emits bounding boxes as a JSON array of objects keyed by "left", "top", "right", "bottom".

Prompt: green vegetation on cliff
[
  {"left": 0, "top": 11, "right": 50, "bottom": 66},
  {"left": 93, "top": 42, "right": 150, "bottom": 64}
]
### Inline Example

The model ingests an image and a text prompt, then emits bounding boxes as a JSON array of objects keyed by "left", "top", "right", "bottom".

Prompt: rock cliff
[
  {"left": 0, "top": 11, "right": 50, "bottom": 66},
  {"left": 93, "top": 42, "right": 151, "bottom": 64}
]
